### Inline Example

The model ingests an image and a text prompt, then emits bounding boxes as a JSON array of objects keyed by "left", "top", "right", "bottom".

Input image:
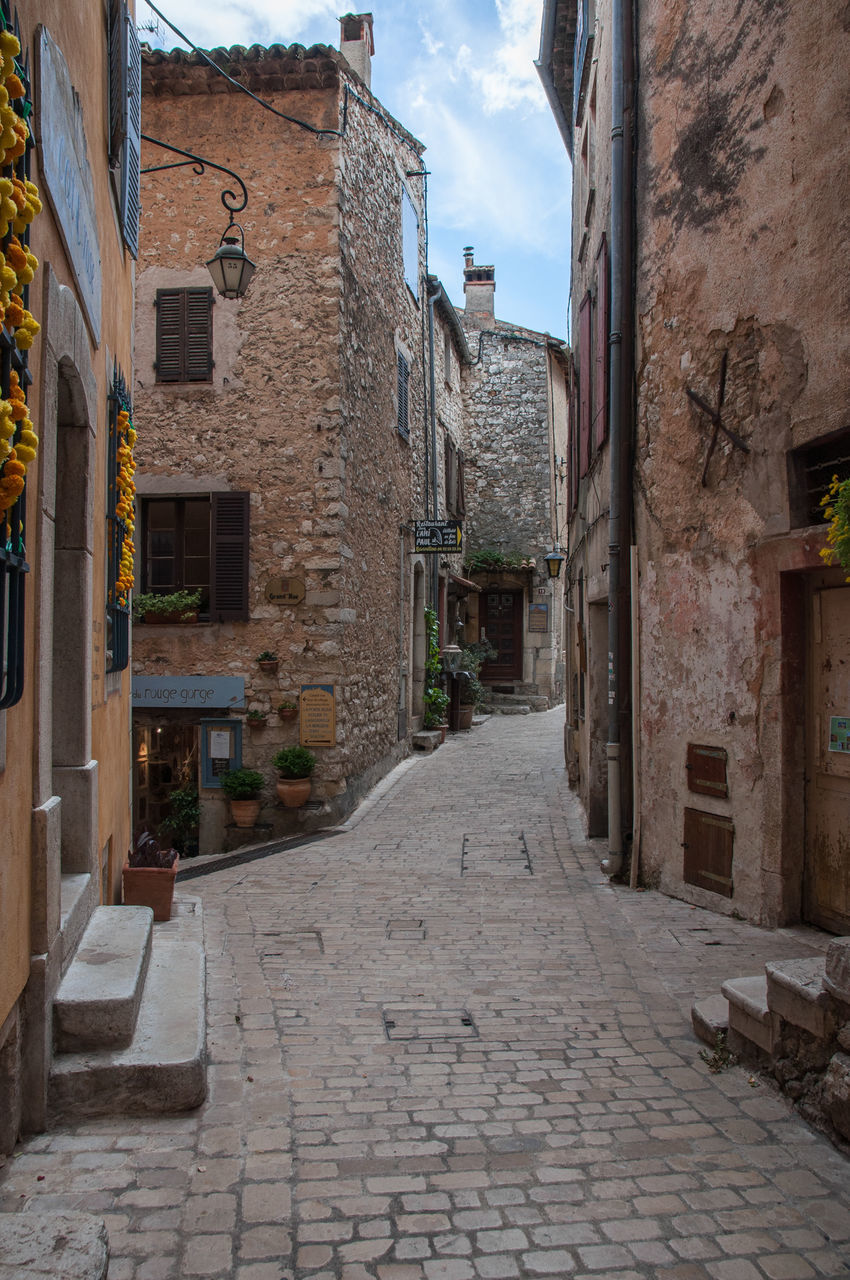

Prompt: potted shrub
[
  {"left": 123, "top": 831, "right": 179, "bottom": 922},
  {"left": 272, "top": 746, "right": 315, "bottom": 808},
  {"left": 256, "top": 650, "right": 278, "bottom": 674},
  {"left": 133, "top": 589, "right": 202, "bottom": 624},
  {"left": 158, "top": 786, "right": 200, "bottom": 857},
  {"left": 246, "top": 708, "right": 268, "bottom": 729},
  {"left": 220, "top": 767, "right": 265, "bottom": 828},
  {"left": 277, "top": 699, "right": 298, "bottom": 721},
  {"left": 423, "top": 606, "right": 448, "bottom": 733},
  {"left": 456, "top": 641, "right": 496, "bottom": 729}
]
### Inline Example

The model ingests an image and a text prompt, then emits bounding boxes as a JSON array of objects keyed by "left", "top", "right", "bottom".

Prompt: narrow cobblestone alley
[{"left": 2, "top": 710, "right": 849, "bottom": 1280}]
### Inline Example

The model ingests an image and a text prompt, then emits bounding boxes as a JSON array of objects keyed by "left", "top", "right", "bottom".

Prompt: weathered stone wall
[
  {"left": 135, "top": 46, "right": 426, "bottom": 841},
  {"left": 633, "top": 0, "right": 850, "bottom": 923}
]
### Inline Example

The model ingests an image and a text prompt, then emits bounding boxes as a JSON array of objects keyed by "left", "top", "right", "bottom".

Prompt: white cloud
[{"left": 139, "top": 0, "right": 339, "bottom": 52}]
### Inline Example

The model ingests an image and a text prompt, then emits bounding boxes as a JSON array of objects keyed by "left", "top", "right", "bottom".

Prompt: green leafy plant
[
  {"left": 132, "top": 589, "right": 202, "bottom": 622},
  {"left": 158, "top": 787, "right": 199, "bottom": 854},
  {"left": 820, "top": 474, "right": 850, "bottom": 581},
  {"left": 246, "top": 709, "right": 267, "bottom": 722},
  {"left": 457, "top": 641, "right": 497, "bottom": 707},
  {"left": 220, "top": 768, "right": 265, "bottom": 800},
  {"left": 257, "top": 650, "right": 277, "bottom": 663},
  {"left": 128, "top": 829, "right": 177, "bottom": 869},
  {"left": 699, "top": 1032, "right": 737, "bottom": 1074},
  {"left": 277, "top": 699, "right": 297, "bottom": 711},
  {"left": 465, "top": 549, "right": 536, "bottom": 573},
  {"left": 423, "top": 605, "right": 449, "bottom": 728},
  {"left": 273, "top": 746, "right": 316, "bottom": 779}
]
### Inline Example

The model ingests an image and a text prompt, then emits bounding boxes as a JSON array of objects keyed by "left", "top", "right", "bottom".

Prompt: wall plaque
[
  {"left": 132, "top": 676, "right": 245, "bottom": 709},
  {"left": 266, "top": 576, "right": 306, "bottom": 605},
  {"left": 37, "top": 27, "right": 102, "bottom": 341},
  {"left": 300, "top": 684, "right": 335, "bottom": 747},
  {"left": 528, "top": 603, "right": 549, "bottom": 633}
]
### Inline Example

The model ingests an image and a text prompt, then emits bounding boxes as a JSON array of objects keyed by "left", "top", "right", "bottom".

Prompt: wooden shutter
[
  {"left": 578, "top": 293, "right": 592, "bottom": 477},
  {"left": 155, "top": 289, "right": 212, "bottom": 382},
  {"left": 594, "top": 236, "right": 609, "bottom": 451},
  {"left": 210, "top": 492, "right": 249, "bottom": 622},
  {"left": 397, "top": 352, "right": 410, "bottom": 437},
  {"left": 456, "top": 448, "right": 466, "bottom": 517},
  {"left": 569, "top": 362, "right": 579, "bottom": 513},
  {"left": 445, "top": 435, "right": 457, "bottom": 516},
  {"left": 185, "top": 290, "right": 214, "bottom": 381},
  {"left": 683, "top": 808, "right": 734, "bottom": 898},
  {"left": 110, "top": 2, "right": 140, "bottom": 256},
  {"left": 108, "top": 0, "right": 125, "bottom": 166}
]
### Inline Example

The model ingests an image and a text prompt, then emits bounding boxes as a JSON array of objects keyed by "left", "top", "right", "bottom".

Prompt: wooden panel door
[
  {"left": 804, "top": 579, "right": 850, "bottom": 933},
  {"left": 481, "top": 590, "right": 523, "bottom": 681}
]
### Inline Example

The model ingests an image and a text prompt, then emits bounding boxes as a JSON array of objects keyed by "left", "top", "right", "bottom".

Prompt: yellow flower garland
[
  {"left": 113, "top": 407, "right": 137, "bottom": 606},
  {"left": 0, "top": 26, "right": 41, "bottom": 515}
]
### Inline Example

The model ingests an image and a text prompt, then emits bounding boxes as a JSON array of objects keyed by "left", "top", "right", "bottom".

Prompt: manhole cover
[
  {"left": 462, "top": 831, "right": 531, "bottom": 876},
  {"left": 260, "top": 929, "right": 324, "bottom": 956},
  {"left": 386, "top": 919, "right": 426, "bottom": 940},
  {"left": 382, "top": 1006, "right": 478, "bottom": 1041}
]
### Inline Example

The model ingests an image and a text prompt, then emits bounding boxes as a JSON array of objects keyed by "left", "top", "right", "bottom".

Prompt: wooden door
[
  {"left": 804, "top": 578, "right": 850, "bottom": 933},
  {"left": 481, "top": 590, "right": 523, "bottom": 681}
]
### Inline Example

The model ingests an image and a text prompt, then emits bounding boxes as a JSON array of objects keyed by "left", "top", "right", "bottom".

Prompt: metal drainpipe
[
  {"left": 601, "top": 0, "right": 627, "bottom": 878},
  {"left": 427, "top": 286, "right": 439, "bottom": 608}
]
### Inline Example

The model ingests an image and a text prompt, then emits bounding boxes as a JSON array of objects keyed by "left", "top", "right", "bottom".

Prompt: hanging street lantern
[
  {"left": 206, "top": 223, "right": 256, "bottom": 300},
  {"left": 543, "top": 547, "right": 566, "bottom": 579}
]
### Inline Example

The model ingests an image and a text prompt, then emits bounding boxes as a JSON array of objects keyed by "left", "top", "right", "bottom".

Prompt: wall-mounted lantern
[
  {"left": 543, "top": 547, "right": 566, "bottom": 579},
  {"left": 141, "top": 132, "right": 256, "bottom": 300}
]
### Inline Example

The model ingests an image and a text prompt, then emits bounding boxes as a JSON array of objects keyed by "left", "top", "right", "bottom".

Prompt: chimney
[
  {"left": 462, "top": 246, "right": 495, "bottom": 327},
  {"left": 339, "top": 12, "right": 374, "bottom": 88}
]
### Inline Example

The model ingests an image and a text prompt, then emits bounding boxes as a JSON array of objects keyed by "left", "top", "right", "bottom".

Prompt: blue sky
[{"left": 139, "top": 0, "right": 573, "bottom": 339}]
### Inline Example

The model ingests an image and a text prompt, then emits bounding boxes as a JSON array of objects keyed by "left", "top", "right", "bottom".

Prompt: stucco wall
[{"left": 633, "top": 0, "right": 850, "bottom": 922}]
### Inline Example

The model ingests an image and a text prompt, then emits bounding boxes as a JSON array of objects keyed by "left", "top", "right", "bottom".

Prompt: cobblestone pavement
[{"left": 3, "top": 710, "right": 850, "bottom": 1280}]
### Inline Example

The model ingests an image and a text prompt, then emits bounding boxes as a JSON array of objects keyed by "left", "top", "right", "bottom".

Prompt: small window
[
  {"left": 141, "top": 492, "right": 250, "bottom": 622},
  {"left": 788, "top": 428, "right": 850, "bottom": 528},
  {"left": 155, "top": 288, "right": 213, "bottom": 383},
  {"left": 397, "top": 351, "right": 410, "bottom": 439},
  {"left": 401, "top": 185, "right": 419, "bottom": 296}
]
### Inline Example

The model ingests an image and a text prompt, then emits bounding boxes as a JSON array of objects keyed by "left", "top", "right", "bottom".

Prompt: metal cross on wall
[{"left": 686, "top": 351, "right": 750, "bottom": 486}]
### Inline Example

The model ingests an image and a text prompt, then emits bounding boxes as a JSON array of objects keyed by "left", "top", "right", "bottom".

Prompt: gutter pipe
[
  {"left": 601, "top": 0, "right": 628, "bottom": 878},
  {"left": 427, "top": 284, "right": 439, "bottom": 608}
]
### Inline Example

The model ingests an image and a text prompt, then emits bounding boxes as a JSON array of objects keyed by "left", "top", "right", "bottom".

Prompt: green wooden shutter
[
  {"left": 210, "top": 492, "right": 250, "bottom": 622},
  {"left": 185, "top": 289, "right": 214, "bottom": 381},
  {"left": 155, "top": 289, "right": 212, "bottom": 382}
]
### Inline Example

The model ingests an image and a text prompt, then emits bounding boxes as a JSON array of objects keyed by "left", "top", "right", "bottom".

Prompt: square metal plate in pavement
[{"left": 382, "top": 1006, "right": 479, "bottom": 1040}]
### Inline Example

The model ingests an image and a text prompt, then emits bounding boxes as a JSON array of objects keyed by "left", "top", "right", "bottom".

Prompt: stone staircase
[
  {"left": 481, "top": 686, "right": 550, "bottom": 716},
  {"left": 48, "top": 895, "right": 206, "bottom": 1121},
  {"left": 692, "top": 937, "right": 850, "bottom": 1144}
]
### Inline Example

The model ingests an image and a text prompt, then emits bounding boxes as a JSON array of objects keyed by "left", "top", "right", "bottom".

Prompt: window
[
  {"left": 141, "top": 492, "right": 250, "bottom": 622},
  {"left": 396, "top": 351, "right": 410, "bottom": 439},
  {"left": 401, "top": 185, "right": 419, "bottom": 296},
  {"left": 787, "top": 428, "right": 850, "bottom": 528},
  {"left": 109, "top": 0, "right": 141, "bottom": 258},
  {"left": 155, "top": 288, "right": 213, "bottom": 383},
  {"left": 444, "top": 435, "right": 466, "bottom": 519}
]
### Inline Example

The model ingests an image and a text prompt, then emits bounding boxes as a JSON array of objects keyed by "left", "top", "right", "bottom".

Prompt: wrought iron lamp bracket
[{"left": 141, "top": 133, "right": 248, "bottom": 220}]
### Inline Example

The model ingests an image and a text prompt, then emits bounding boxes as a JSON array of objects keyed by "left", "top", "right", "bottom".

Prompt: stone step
[
  {"left": 483, "top": 693, "right": 550, "bottom": 712},
  {"left": 691, "top": 993, "right": 729, "bottom": 1047},
  {"left": 49, "top": 925, "right": 206, "bottom": 1120},
  {"left": 722, "top": 974, "right": 777, "bottom": 1054},
  {"left": 59, "top": 873, "right": 96, "bottom": 976},
  {"left": 490, "top": 704, "right": 531, "bottom": 715},
  {"left": 412, "top": 729, "right": 442, "bottom": 752},
  {"left": 54, "top": 906, "right": 153, "bottom": 1051},
  {"left": 766, "top": 956, "right": 834, "bottom": 1038},
  {"left": 0, "top": 1211, "right": 108, "bottom": 1280}
]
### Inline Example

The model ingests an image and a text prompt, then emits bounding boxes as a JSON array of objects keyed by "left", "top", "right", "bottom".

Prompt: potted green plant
[
  {"left": 220, "top": 767, "right": 265, "bottom": 827},
  {"left": 246, "top": 708, "right": 268, "bottom": 729},
  {"left": 277, "top": 699, "right": 298, "bottom": 721},
  {"left": 272, "top": 746, "right": 315, "bottom": 808},
  {"left": 456, "top": 641, "right": 497, "bottom": 729},
  {"left": 122, "top": 831, "right": 179, "bottom": 921},
  {"left": 133, "top": 589, "right": 202, "bottom": 624},
  {"left": 158, "top": 787, "right": 200, "bottom": 857},
  {"left": 423, "top": 606, "right": 449, "bottom": 732},
  {"left": 256, "top": 650, "right": 278, "bottom": 674}
]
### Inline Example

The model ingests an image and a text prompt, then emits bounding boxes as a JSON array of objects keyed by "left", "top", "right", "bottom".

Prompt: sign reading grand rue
[
  {"left": 414, "top": 520, "right": 462, "bottom": 553},
  {"left": 132, "top": 676, "right": 245, "bottom": 709}
]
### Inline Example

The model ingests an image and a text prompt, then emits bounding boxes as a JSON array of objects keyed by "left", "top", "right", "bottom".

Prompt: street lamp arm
[{"left": 141, "top": 133, "right": 248, "bottom": 217}]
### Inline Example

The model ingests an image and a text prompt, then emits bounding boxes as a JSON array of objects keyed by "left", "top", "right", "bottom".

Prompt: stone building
[
  {"left": 538, "top": 0, "right": 850, "bottom": 930},
  {"left": 133, "top": 19, "right": 433, "bottom": 852},
  {"left": 457, "top": 250, "right": 569, "bottom": 712},
  {"left": 0, "top": 0, "right": 139, "bottom": 1152}
]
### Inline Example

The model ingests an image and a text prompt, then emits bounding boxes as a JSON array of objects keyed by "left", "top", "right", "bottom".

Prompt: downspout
[
  {"left": 427, "top": 285, "right": 439, "bottom": 609},
  {"left": 398, "top": 523, "right": 407, "bottom": 734},
  {"left": 601, "top": 0, "right": 628, "bottom": 877}
]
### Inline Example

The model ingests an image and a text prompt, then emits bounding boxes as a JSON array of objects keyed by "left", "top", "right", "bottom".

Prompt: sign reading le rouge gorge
[{"left": 132, "top": 677, "right": 245, "bottom": 709}]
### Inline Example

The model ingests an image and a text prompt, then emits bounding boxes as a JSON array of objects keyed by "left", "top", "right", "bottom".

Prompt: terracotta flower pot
[
  {"left": 257, "top": 659, "right": 278, "bottom": 674},
  {"left": 230, "top": 798, "right": 261, "bottom": 828},
  {"left": 122, "top": 858, "right": 179, "bottom": 922},
  {"left": 276, "top": 777, "right": 311, "bottom": 808},
  {"left": 277, "top": 707, "right": 298, "bottom": 721}
]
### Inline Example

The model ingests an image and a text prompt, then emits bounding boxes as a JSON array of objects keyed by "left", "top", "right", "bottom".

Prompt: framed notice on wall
[
  {"left": 301, "top": 684, "right": 336, "bottom": 747},
  {"left": 528, "top": 603, "right": 549, "bottom": 633},
  {"left": 200, "top": 718, "right": 242, "bottom": 788}
]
